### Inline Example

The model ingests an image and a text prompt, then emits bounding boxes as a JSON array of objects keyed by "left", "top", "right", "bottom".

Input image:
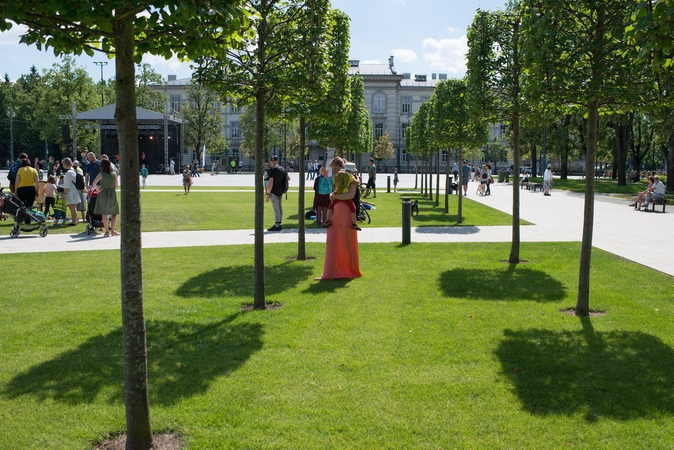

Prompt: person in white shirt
[
  {"left": 543, "top": 164, "right": 553, "bottom": 196},
  {"left": 307, "top": 161, "right": 314, "bottom": 180},
  {"left": 641, "top": 176, "right": 665, "bottom": 209}
]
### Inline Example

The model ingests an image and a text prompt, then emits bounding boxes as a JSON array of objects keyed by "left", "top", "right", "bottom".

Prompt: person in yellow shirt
[{"left": 15, "top": 158, "right": 39, "bottom": 208}]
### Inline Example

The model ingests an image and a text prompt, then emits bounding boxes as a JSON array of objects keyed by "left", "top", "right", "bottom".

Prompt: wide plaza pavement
[{"left": 1, "top": 170, "right": 672, "bottom": 277}]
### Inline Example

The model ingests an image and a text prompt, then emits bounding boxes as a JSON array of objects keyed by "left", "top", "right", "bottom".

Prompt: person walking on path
[
  {"left": 266, "top": 156, "right": 289, "bottom": 232},
  {"left": 15, "top": 158, "right": 39, "bottom": 208},
  {"left": 92, "top": 159, "right": 120, "bottom": 236},
  {"left": 393, "top": 168, "right": 399, "bottom": 193},
  {"left": 170, "top": 158, "right": 176, "bottom": 175},
  {"left": 543, "top": 164, "right": 553, "bottom": 196},
  {"left": 367, "top": 158, "right": 377, "bottom": 198},
  {"left": 307, "top": 160, "right": 314, "bottom": 180},
  {"left": 462, "top": 161, "right": 471, "bottom": 196},
  {"left": 73, "top": 160, "right": 87, "bottom": 222}
]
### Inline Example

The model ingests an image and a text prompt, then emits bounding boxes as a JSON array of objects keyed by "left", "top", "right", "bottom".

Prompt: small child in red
[{"left": 323, "top": 158, "right": 361, "bottom": 230}]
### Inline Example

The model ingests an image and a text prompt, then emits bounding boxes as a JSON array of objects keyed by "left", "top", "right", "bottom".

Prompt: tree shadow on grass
[
  {"left": 439, "top": 266, "right": 566, "bottom": 301},
  {"left": 303, "top": 278, "right": 352, "bottom": 294},
  {"left": 176, "top": 262, "right": 313, "bottom": 298},
  {"left": 495, "top": 321, "right": 674, "bottom": 421},
  {"left": 2, "top": 314, "right": 263, "bottom": 407}
]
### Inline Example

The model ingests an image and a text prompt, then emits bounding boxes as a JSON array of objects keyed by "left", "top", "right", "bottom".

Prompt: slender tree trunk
[
  {"left": 667, "top": 132, "right": 674, "bottom": 192},
  {"left": 253, "top": 79, "right": 266, "bottom": 306},
  {"left": 509, "top": 112, "right": 521, "bottom": 264},
  {"left": 297, "top": 116, "right": 307, "bottom": 260},
  {"left": 414, "top": 159, "right": 418, "bottom": 189},
  {"left": 614, "top": 113, "right": 631, "bottom": 186},
  {"left": 422, "top": 156, "right": 427, "bottom": 197},
  {"left": 457, "top": 147, "right": 464, "bottom": 224},
  {"left": 429, "top": 153, "right": 434, "bottom": 202},
  {"left": 576, "top": 99, "right": 599, "bottom": 316},
  {"left": 444, "top": 148, "right": 450, "bottom": 214},
  {"left": 531, "top": 145, "right": 537, "bottom": 178},
  {"left": 561, "top": 146, "right": 569, "bottom": 180},
  {"left": 114, "top": 21, "right": 152, "bottom": 450},
  {"left": 435, "top": 151, "right": 440, "bottom": 207}
]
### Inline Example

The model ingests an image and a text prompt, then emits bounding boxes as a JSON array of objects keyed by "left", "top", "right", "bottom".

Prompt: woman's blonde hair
[
  {"left": 329, "top": 156, "right": 345, "bottom": 169},
  {"left": 62, "top": 158, "right": 73, "bottom": 169}
]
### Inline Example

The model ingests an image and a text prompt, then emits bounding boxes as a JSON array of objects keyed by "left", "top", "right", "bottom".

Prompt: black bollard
[
  {"left": 402, "top": 197, "right": 411, "bottom": 245},
  {"left": 387, "top": 175, "right": 391, "bottom": 193}
]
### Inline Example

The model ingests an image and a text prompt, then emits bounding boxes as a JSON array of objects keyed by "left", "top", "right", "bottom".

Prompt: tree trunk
[
  {"left": 429, "top": 153, "right": 434, "bottom": 202},
  {"left": 253, "top": 92, "right": 266, "bottom": 306},
  {"left": 614, "top": 113, "right": 631, "bottom": 186},
  {"left": 666, "top": 131, "right": 674, "bottom": 191},
  {"left": 435, "top": 151, "right": 440, "bottom": 207},
  {"left": 576, "top": 99, "right": 599, "bottom": 317},
  {"left": 422, "top": 156, "right": 427, "bottom": 197},
  {"left": 444, "top": 148, "right": 450, "bottom": 214},
  {"left": 509, "top": 111, "right": 521, "bottom": 264},
  {"left": 457, "top": 147, "right": 464, "bottom": 225},
  {"left": 414, "top": 159, "right": 418, "bottom": 189},
  {"left": 297, "top": 116, "right": 307, "bottom": 260},
  {"left": 560, "top": 146, "right": 569, "bottom": 180},
  {"left": 114, "top": 21, "right": 152, "bottom": 450},
  {"left": 531, "top": 144, "right": 537, "bottom": 178}
]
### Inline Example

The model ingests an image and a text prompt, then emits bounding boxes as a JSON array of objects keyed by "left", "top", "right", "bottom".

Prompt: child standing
[
  {"left": 53, "top": 190, "right": 67, "bottom": 225},
  {"left": 183, "top": 165, "right": 192, "bottom": 194},
  {"left": 393, "top": 168, "right": 399, "bottom": 193},
  {"left": 323, "top": 158, "right": 361, "bottom": 231},
  {"left": 140, "top": 164, "right": 148, "bottom": 188},
  {"left": 43, "top": 175, "right": 58, "bottom": 218}
]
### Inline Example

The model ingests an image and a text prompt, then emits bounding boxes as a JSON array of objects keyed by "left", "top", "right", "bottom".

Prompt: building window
[
  {"left": 442, "top": 150, "right": 448, "bottom": 162},
  {"left": 401, "top": 97, "right": 412, "bottom": 114},
  {"left": 402, "top": 149, "right": 407, "bottom": 163},
  {"left": 230, "top": 121, "right": 240, "bottom": 139},
  {"left": 500, "top": 124, "right": 507, "bottom": 138},
  {"left": 232, "top": 148, "right": 239, "bottom": 158},
  {"left": 231, "top": 104, "right": 240, "bottom": 114},
  {"left": 401, "top": 123, "right": 409, "bottom": 139},
  {"left": 170, "top": 95, "right": 181, "bottom": 112},
  {"left": 373, "top": 92, "right": 386, "bottom": 114},
  {"left": 212, "top": 101, "right": 220, "bottom": 110},
  {"left": 374, "top": 123, "right": 384, "bottom": 138}
]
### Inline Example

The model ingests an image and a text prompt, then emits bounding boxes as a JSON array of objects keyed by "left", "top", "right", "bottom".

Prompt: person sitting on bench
[
  {"left": 638, "top": 176, "right": 665, "bottom": 210},
  {"left": 519, "top": 171, "right": 530, "bottom": 186}
]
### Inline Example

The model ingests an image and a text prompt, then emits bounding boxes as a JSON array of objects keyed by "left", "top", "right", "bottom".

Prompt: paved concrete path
[{"left": 1, "top": 171, "right": 672, "bottom": 277}]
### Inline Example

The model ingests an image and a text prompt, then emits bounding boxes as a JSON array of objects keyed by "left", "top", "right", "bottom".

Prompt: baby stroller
[
  {"left": 85, "top": 189, "right": 106, "bottom": 235},
  {"left": 0, "top": 188, "right": 49, "bottom": 238}
]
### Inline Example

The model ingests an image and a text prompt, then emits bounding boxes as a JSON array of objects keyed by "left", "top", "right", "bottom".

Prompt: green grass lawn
[
  {"left": 1, "top": 190, "right": 523, "bottom": 235},
  {"left": 1, "top": 242, "right": 674, "bottom": 448}
]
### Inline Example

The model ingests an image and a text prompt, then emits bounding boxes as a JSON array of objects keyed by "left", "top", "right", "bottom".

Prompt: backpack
[
  {"left": 7, "top": 160, "right": 20, "bottom": 182},
  {"left": 282, "top": 173, "right": 289, "bottom": 194},
  {"left": 74, "top": 172, "right": 85, "bottom": 190},
  {"left": 317, "top": 176, "right": 332, "bottom": 195}
]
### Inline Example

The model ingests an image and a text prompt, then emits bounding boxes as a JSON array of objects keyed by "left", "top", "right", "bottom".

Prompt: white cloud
[
  {"left": 421, "top": 35, "right": 468, "bottom": 75},
  {"left": 447, "top": 26, "right": 461, "bottom": 33},
  {"left": 391, "top": 48, "right": 417, "bottom": 64},
  {"left": 2, "top": 52, "right": 19, "bottom": 62},
  {"left": 0, "top": 23, "right": 29, "bottom": 45},
  {"left": 142, "top": 53, "right": 192, "bottom": 77},
  {"left": 361, "top": 59, "right": 382, "bottom": 64}
]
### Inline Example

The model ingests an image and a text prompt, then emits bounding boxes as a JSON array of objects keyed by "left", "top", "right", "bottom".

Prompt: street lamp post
[
  {"left": 93, "top": 61, "right": 108, "bottom": 107},
  {"left": 7, "top": 107, "right": 15, "bottom": 163}
]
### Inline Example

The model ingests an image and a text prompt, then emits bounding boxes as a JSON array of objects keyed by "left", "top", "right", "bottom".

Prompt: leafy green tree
[
  {"left": 182, "top": 82, "right": 228, "bottom": 163},
  {"left": 467, "top": 6, "right": 525, "bottom": 262},
  {"left": 135, "top": 63, "right": 166, "bottom": 113},
  {"left": 373, "top": 132, "right": 394, "bottom": 163},
  {"left": 520, "top": 0, "right": 647, "bottom": 315},
  {"left": 430, "top": 78, "right": 488, "bottom": 222},
  {"left": 196, "top": 0, "right": 341, "bottom": 299},
  {"left": 0, "top": 2, "right": 247, "bottom": 448},
  {"left": 238, "top": 102, "right": 286, "bottom": 159}
]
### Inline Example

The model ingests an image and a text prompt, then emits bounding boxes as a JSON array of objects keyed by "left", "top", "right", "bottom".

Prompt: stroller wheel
[
  {"left": 39, "top": 225, "right": 48, "bottom": 238},
  {"left": 10, "top": 229, "right": 19, "bottom": 238},
  {"left": 86, "top": 225, "right": 91, "bottom": 235}
]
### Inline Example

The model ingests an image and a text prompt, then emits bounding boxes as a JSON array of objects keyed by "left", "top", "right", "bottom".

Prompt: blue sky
[{"left": 0, "top": 0, "right": 506, "bottom": 82}]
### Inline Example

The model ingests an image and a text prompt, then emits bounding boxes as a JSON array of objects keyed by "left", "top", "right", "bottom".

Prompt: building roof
[
  {"left": 76, "top": 104, "right": 182, "bottom": 123},
  {"left": 349, "top": 63, "right": 396, "bottom": 76},
  {"left": 400, "top": 78, "right": 443, "bottom": 88}
]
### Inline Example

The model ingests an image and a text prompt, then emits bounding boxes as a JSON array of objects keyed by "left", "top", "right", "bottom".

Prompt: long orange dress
[{"left": 320, "top": 200, "right": 362, "bottom": 279}]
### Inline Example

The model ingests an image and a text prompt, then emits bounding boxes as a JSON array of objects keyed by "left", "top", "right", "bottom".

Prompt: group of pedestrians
[
  {"left": 5, "top": 152, "right": 119, "bottom": 234},
  {"left": 306, "top": 160, "right": 323, "bottom": 180}
]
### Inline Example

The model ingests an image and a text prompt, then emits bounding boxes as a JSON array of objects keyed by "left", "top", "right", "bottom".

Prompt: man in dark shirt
[
  {"left": 366, "top": 158, "right": 377, "bottom": 198},
  {"left": 265, "top": 156, "right": 289, "bottom": 231},
  {"left": 84, "top": 152, "right": 101, "bottom": 188}
]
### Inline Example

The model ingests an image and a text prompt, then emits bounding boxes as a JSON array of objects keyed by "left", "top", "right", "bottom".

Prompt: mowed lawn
[
  {"left": 1, "top": 242, "right": 674, "bottom": 448},
  {"left": 0, "top": 189, "right": 524, "bottom": 235}
]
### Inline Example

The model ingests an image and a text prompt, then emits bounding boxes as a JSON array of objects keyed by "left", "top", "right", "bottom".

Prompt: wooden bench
[{"left": 647, "top": 197, "right": 668, "bottom": 212}]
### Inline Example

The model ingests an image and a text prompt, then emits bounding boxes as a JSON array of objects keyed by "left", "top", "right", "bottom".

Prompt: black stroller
[
  {"left": 85, "top": 189, "right": 106, "bottom": 235},
  {"left": 0, "top": 188, "right": 49, "bottom": 238}
]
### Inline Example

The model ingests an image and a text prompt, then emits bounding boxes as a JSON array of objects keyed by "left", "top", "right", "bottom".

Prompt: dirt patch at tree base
[
  {"left": 242, "top": 302, "right": 283, "bottom": 311},
  {"left": 560, "top": 307, "right": 606, "bottom": 317},
  {"left": 95, "top": 433, "right": 182, "bottom": 450},
  {"left": 285, "top": 256, "right": 318, "bottom": 261},
  {"left": 500, "top": 260, "right": 530, "bottom": 264}
]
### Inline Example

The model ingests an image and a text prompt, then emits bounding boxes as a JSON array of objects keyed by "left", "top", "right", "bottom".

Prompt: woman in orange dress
[{"left": 317, "top": 158, "right": 362, "bottom": 280}]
